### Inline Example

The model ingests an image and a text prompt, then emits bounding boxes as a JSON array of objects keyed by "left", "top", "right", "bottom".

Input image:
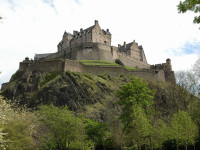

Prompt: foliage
[
  {"left": 127, "top": 105, "right": 152, "bottom": 150},
  {"left": 177, "top": 0, "right": 200, "bottom": 24},
  {"left": 0, "top": 95, "right": 36, "bottom": 150},
  {"left": 40, "top": 72, "right": 59, "bottom": 87},
  {"left": 116, "top": 77, "right": 155, "bottom": 131},
  {"left": 9, "top": 70, "right": 25, "bottom": 82},
  {"left": 84, "top": 118, "right": 109, "bottom": 148},
  {"left": 36, "top": 105, "right": 90, "bottom": 150},
  {"left": 115, "top": 78, "right": 155, "bottom": 149},
  {"left": 152, "top": 119, "right": 170, "bottom": 150},
  {"left": 170, "top": 110, "right": 198, "bottom": 149},
  {"left": 3, "top": 120, "right": 34, "bottom": 150}
]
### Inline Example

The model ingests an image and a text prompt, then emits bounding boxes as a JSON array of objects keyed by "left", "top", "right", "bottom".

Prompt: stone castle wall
[
  {"left": 19, "top": 59, "right": 169, "bottom": 83},
  {"left": 42, "top": 42, "right": 149, "bottom": 70},
  {"left": 19, "top": 59, "right": 64, "bottom": 72}
]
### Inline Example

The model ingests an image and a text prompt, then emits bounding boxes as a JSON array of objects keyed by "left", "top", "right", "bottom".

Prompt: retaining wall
[{"left": 18, "top": 59, "right": 169, "bottom": 83}]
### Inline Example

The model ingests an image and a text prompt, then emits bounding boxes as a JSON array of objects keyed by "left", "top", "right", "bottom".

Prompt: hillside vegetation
[{"left": 1, "top": 70, "right": 200, "bottom": 149}]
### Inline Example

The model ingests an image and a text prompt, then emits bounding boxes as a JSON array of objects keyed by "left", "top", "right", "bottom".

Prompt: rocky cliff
[{"left": 1, "top": 70, "right": 197, "bottom": 121}]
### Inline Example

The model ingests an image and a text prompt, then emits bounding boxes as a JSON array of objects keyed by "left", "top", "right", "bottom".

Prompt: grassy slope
[{"left": 78, "top": 60, "right": 137, "bottom": 70}]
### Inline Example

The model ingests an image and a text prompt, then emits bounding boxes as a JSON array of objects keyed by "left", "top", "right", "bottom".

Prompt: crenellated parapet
[{"left": 150, "top": 59, "right": 175, "bottom": 84}]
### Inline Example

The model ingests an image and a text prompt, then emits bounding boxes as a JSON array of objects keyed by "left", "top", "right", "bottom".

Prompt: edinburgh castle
[{"left": 3, "top": 20, "right": 175, "bottom": 90}]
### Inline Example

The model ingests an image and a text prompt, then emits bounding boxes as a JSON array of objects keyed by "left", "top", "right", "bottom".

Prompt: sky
[{"left": 0, "top": 0, "right": 200, "bottom": 87}]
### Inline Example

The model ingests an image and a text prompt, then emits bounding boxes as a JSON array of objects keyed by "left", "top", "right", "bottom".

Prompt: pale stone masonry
[
  {"left": 7, "top": 20, "right": 175, "bottom": 89},
  {"left": 34, "top": 20, "right": 149, "bottom": 69}
]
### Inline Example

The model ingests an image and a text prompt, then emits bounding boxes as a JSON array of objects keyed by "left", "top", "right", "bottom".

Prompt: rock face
[{"left": 1, "top": 70, "right": 196, "bottom": 121}]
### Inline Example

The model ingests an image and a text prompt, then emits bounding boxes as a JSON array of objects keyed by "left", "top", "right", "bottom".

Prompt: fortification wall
[
  {"left": 44, "top": 50, "right": 65, "bottom": 60},
  {"left": 116, "top": 52, "right": 150, "bottom": 69},
  {"left": 77, "top": 65, "right": 165, "bottom": 82},
  {"left": 128, "top": 70, "right": 165, "bottom": 82},
  {"left": 64, "top": 59, "right": 84, "bottom": 72},
  {"left": 165, "top": 71, "right": 176, "bottom": 84},
  {"left": 17, "top": 59, "right": 172, "bottom": 83},
  {"left": 62, "top": 60, "right": 165, "bottom": 82},
  {"left": 19, "top": 59, "right": 64, "bottom": 72}
]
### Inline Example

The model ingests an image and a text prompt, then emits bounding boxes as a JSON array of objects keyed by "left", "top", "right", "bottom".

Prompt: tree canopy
[{"left": 177, "top": 0, "right": 200, "bottom": 24}]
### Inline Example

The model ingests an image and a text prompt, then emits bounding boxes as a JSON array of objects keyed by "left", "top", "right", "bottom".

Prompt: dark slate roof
[
  {"left": 102, "top": 29, "right": 111, "bottom": 36},
  {"left": 85, "top": 25, "right": 95, "bottom": 31},
  {"left": 118, "top": 42, "right": 133, "bottom": 52},
  {"left": 34, "top": 53, "right": 53, "bottom": 60}
]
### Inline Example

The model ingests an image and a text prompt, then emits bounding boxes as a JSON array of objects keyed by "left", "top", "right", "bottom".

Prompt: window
[{"left": 104, "top": 41, "right": 107, "bottom": 45}]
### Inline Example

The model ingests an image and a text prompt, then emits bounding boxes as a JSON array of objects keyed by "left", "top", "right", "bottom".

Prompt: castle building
[
  {"left": 34, "top": 20, "right": 149, "bottom": 69},
  {"left": 1, "top": 20, "right": 176, "bottom": 92},
  {"left": 22, "top": 20, "right": 175, "bottom": 84}
]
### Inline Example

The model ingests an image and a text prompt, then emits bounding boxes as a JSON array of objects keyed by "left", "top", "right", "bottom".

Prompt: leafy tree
[
  {"left": 170, "top": 110, "right": 198, "bottom": 150},
  {"left": 177, "top": 0, "right": 200, "bottom": 24},
  {"left": 152, "top": 119, "right": 170, "bottom": 150},
  {"left": 115, "top": 77, "right": 155, "bottom": 131},
  {"left": 127, "top": 105, "right": 152, "bottom": 150},
  {"left": 84, "top": 118, "right": 109, "bottom": 149},
  {"left": 0, "top": 95, "right": 36, "bottom": 150},
  {"left": 109, "top": 118, "right": 125, "bottom": 149},
  {"left": 36, "top": 105, "right": 89, "bottom": 150},
  {"left": 115, "top": 78, "right": 155, "bottom": 149}
]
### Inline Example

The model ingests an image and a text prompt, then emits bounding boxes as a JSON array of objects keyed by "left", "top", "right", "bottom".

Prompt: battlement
[
  {"left": 18, "top": 58, "right": 168, "bottom": 83},
  {"left": 29, "top": 20, "right": 175, "bottom": 84},
  {"left": 150, "top": 58, "right": 172, "bottom": 72}
]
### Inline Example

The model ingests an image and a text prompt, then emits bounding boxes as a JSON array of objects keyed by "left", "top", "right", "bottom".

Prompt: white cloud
[{"left": 0, "top": 0, "right": 200, "bottom": 86}]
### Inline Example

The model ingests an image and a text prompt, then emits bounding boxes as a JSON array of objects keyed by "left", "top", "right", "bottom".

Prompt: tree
[
  {"left": 170, "top": 110, "right": 198, "bottom": 150},
  {"left": 84, "top": 118, "right": 109, "bottom": 149},
  {"left": 115, "top": 78, "right": 155, "bottom": 149},
  {"left": 0, "top": 95, "right": 36, "bottom": 150},
  {"left": 36, "top": 105, "right": 89, "bottom": 150},
  {"left": 152, "top": 119, "right": 170, "bottom": 150},
  {"left": 115, "top": 77, "right": 155, "bottom": 131},
  {"left": 177, "top": 0, "right": 200, "bottom": 24},
  {"left": 128, "top": 105, "right": 152, "bottom": 150},
  {"left": 175, "top": 71, "right": 199, "bottom": 96}
]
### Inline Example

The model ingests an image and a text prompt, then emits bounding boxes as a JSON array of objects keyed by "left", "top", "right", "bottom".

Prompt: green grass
[
  {"left": 40, "top": 72, "right": 60, "bottom": 87},
  {"left": 124, "top": 66, "right": 137, "bottom": 71},
  {"left": 78, "top": 60, "right": 120, "bottom": 66},
  {"left": 78, "top": 60, "right": 137, "bottom": 71}
]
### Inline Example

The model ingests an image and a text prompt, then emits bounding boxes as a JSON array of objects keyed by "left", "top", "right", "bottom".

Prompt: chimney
[
  {"left": 80, "top": 28, "right": 83, "bottom": 32},
  {"left": 118, "top": 44, "right": 121, "bottom": 48},
  {"left": 106, "top": 29, "right": 109, "bottom": 32},
  {"left": 73, "top": 30, "right": 78, "bottom": 35},
  {"left": 95, "top": 20, "right": 98, "bottom": 25},
  {"left": 124, "top": 41, "right": 126, "bottom": 48}
]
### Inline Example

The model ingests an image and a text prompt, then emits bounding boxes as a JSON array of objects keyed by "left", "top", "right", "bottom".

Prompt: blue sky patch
[
  {"left": 181, "top": 42, "right": 200, "bottom": 55},
  {"left": 166, "top": 42, "right": 200, "bottom": 56}
]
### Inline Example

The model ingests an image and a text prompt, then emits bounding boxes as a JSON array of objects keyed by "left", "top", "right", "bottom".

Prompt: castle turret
[{"left": 166, "top": 58, "right": 172, "bottom": 71}]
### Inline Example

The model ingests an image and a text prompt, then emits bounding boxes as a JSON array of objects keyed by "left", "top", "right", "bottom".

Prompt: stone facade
[
  {"left": 18, "top": 58, "right": 168, "bottom": 83},
  {"left": 21, "top": 20, "right": 175, "bottom": 84},
  {"left": 35, "top": 20, "right": 149, "bottom": 69}
]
